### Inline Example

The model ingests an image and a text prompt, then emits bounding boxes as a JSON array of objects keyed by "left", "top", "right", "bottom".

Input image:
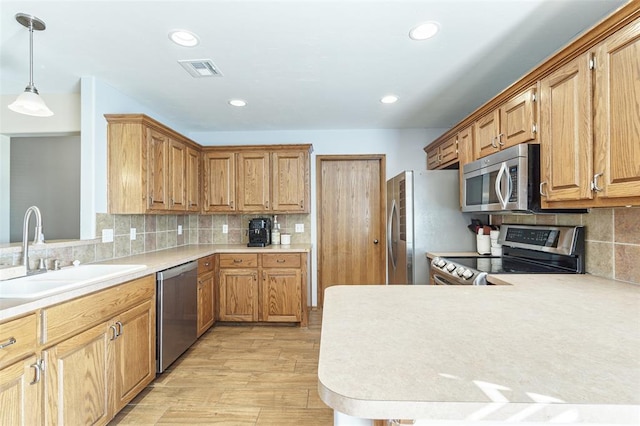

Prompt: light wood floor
[{"left": 110, "top": 310, "right": 333, "bottom": 425}]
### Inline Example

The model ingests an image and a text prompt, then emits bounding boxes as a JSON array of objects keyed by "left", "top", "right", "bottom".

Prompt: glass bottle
[{"left": 272, "top": 215, "right": 281, "bottom": 244}]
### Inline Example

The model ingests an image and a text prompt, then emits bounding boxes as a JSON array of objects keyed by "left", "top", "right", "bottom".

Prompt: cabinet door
[
  {"left": 168, "top": 139, "right": 187, "bottom": 211},
  {"left": 197, "top": 271, "right": 215, "bottom": 336},
  {"left": 475, "top": 109, "right": 500, "bottom": 158},
  {"left": 593, "top": 18, "right": 640, "bottom": 201},
  {"left": 147, "top": 128, "right": 169, "bottom": 211},
  {"left": 500, "top": 86, "right": 537, "bottom": 148},
  {"left": 112, "top": 300, "right": 156, "bottom": 412},
  {"left": 0, "top": 355, "right": 42, "bottom": 426},
  {"left": 439, "top": 135, "right": 458, "bottom": 167},
  {"left": 272, "top": 151, "right": 307, "bottom": 212},
  {"left": 43, "top": 322, "right": 111, "bottom": 425},
  {"left": 540, "top": 53, "right": 593, "bottom": 202},
  {"left": 203, "top": 152, "right": 236, "bottom": 212},
  {"left": 237, "top": 152, "right": 270, "bottom": 212},
  {"left": 457, "top": 125, "right": 475, "bottom": 207},
  {"left": 260, "top": 269, "right": 302, "bottom": 322},
  {"left": 218, "top": 269, "right": 258, "bottom": 322},
  {"left": 186, "top": 147, "right": 201, "bottom": 212},
  {"left": 426, "top": 145, "right": 441, "bottom": 170}
]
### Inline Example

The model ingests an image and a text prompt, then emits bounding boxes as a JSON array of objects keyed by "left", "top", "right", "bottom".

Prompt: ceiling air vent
[{"left": 178, "top": 59, "right": 223, "bottom": 78}]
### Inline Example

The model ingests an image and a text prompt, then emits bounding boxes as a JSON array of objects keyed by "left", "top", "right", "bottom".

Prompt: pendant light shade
[{"left": 8, "top": 13, "right": 54, "bottom": 117}]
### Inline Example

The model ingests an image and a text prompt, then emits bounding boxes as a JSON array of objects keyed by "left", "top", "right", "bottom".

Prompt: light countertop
[
  {"left": 318, "top": 275, "right": 640, "bottom": 423},
  {"left": 0, "top": 244, "right": 311, "bottom": 322}
]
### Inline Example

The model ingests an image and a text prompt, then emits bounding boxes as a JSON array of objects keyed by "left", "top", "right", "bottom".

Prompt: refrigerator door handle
[{"left": 387, "top": 199, "right": 398, "bottom": 271}]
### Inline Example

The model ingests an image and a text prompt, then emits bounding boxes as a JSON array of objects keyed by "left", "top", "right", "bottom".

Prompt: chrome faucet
[{"left": 22, "top": 206, "right": 45, "bottom": 273}]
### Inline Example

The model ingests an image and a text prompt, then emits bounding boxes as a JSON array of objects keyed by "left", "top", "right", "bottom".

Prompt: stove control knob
[
  {"left": 446, "top": 263, "right": 456, "bottom": 272},
  {"left": 436, "top": 258, "right": 447, "bottom": 268},
  {"left": 462, "top": 269, "right": 474, "bottom": 280},
  {"left": 455, "top": 266, "right": 466, "bottom": 276}
]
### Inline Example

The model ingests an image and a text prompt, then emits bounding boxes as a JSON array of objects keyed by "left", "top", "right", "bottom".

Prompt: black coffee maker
[{"left": 247, "top": 218, "right": 272, "bottom": 247}]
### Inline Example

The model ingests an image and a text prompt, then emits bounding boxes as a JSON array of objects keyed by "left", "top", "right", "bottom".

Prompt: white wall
[{"left": 190, "top": 128, "right": 448, "bottom": 305}]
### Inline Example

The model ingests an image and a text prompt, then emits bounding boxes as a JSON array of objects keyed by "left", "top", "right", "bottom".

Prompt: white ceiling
[{"left": 0, "top": 0, "right": 627, "bottom": 132}]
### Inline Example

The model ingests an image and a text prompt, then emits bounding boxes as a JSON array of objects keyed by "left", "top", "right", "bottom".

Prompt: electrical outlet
[
  {"left": 130, "top": 228, "right": 136, "bottom": 240},
  {"left": 295, "top": 223, "right": 304, "bottom": 233},
  {"left": 102, "top": 229, "right": 114, "bottom": 243},
  {"left": 178, "top": 225, "right": 183, "bottom": 235},
  {"left": 222, "top": 224, "right": 229, "bottom": 234}
]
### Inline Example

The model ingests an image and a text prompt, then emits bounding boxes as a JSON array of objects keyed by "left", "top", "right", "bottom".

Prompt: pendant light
[{"left": 8, "top": 13, "right": 53, "bottom": 117}]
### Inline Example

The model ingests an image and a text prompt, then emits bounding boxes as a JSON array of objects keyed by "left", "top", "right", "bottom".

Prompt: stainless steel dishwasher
[{"left": 156, "top": 261, "right": 198, "bottom": 373}]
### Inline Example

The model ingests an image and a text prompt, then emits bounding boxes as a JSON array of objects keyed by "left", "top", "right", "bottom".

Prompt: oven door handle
[
  {"left": 494, "top": 162, "right": 509, "bottom": 210},
  {"left": 433, "top": 274, "right": 458, "bottom": 286}
]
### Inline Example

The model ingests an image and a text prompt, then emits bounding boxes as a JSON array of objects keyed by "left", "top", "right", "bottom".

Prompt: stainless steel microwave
[{"left": 462, "top": 144, "right": 583, "bottom": 214}]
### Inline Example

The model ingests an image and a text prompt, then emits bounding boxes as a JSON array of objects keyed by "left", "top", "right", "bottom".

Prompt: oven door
[
  {"left": 431, "top": 269, "right": 467, "bottom": 285},
  {"left": 462, "top": 155, "right": 528, "bottom": 212}
]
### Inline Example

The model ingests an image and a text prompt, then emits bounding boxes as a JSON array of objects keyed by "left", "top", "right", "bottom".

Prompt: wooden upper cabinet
[
  {"left": 203, "top": 151, "right": 236, "bottom": 212},
  {"left": 457, "top": 125, "right": 475, "bottom": 167},
  {"left": 106, "top": 114, "right": 201, "bottom": 214},
  {"left": 147, "top": 129, "right": 170, "bottom": 211},
  {"left": 426, "top": 135, "right": 458, "bottom": 170},
  {"left": 237, "top": 151, "right": 271, "bottom": 212},
  {"left": 593, "top": 17, "right": 640, "bottom": 202},
  {"left": 272, "top": 151, "right": 307, "bottom": 212},
  {"left": 475, "top": 109, "right": 500, "bottom": 158},
  {"left": 168, "top": 139, "right": 187, "bottom": 210},
  {"left": 205, "top": 144, "right": 312, "bottom": 213},
  {"left": 540, "top": 53, "right": 593, "bottom": 203},
  {"left": 186, "top": 147, "right": 201, "bottom": 212},
  {"left": 540, "top": 17, "right": 640, "bottom": 208},
  {"left": 475, "top": 86, "right": 537, "bottom": 159}
]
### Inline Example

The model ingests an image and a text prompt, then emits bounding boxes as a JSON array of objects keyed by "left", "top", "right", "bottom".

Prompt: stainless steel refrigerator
[{"left": 387, "top": 170, "right": 478, "bottom": 284}]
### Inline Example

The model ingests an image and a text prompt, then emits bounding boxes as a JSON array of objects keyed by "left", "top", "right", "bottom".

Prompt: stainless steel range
[{"left": 430, "top": 224, "right": 585, "bottom": 285}]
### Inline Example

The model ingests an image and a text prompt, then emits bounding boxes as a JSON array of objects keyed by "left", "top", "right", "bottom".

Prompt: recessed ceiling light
[
  {"left": 169, "top": 30, "right": 199, "bottom": 47},
  {"left": 409, "top": 21, "right": 440, "bottom": 40},
  {"left": 380, "top": 95, "right": 399, "bottom": 104},
  {"left": 229, "top": 99, "right": 247, "bottom": 107}
]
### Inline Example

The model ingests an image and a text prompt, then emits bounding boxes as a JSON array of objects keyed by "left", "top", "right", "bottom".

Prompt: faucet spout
[{"left": 22, "top": 206, "right": 45, "bottom": 272}]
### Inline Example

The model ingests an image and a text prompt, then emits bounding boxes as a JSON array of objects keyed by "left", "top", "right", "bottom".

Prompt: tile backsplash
[
  {"left": 493, "top": 207, "right": 640, "bottom": 285},
  {"left": 0, "top": 213, "right": 311, "bottom": 270}
]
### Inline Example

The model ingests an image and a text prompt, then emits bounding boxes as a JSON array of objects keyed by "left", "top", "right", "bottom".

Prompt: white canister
[
  {"left": 281, "top": 234, "right": 291, "bottom": 245},
  {"left": 476, "top": 234, "right": 491, "bottom": 255}
]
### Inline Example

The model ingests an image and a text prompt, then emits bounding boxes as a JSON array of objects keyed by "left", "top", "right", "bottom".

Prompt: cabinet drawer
[
  {"left": 219, "top": 254, "right": 258, "bottom": 268},
  {"left": 262, "top": 253, "right": 301, "bottom": 268},
  {"left": 0, "top": 313, "right": 37, "bottom": 368},
  {"left": 198, "top": 255, "right": 214, "bottom": 274},
  {"left": 42, "top": 275, "right": 155, "bottom": 345}
]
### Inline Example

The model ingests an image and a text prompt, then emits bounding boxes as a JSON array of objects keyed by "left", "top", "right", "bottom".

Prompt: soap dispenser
[{"left": 272, "top": 215, "right": 281, "bottom": 245}]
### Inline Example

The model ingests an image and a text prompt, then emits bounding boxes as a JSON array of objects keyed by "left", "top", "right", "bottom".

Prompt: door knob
[{"left": 373, "top": 239, "right": 379, "bottom": 244}]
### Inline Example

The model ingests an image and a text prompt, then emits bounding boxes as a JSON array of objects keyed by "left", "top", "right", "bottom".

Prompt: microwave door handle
[
  {"left": 505, "top": 165, "right": 513, "bottom": 205},
  {"left": 494, "top": 162, "right": 508, "bottom": 209}
]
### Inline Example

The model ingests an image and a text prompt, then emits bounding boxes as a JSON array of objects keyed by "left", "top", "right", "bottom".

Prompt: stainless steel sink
[{"left": 0, "top": 264, "right": 147, "bottom": 298}]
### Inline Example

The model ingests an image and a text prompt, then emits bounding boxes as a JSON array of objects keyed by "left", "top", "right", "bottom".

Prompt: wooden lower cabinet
[
  {"left": 261, "top": 268, "right": 302, "bottom": 322},
  {"left": 219, "top": 268, "right": 259, "bottom": 322},
  {"left": 43, "top": 322, "right": 112, "bottom": 425},
  {"left": 217, "top": 252, "right": 307, "bottom": 326},
  {"left": 0, "top": 355, "right": 42, "bottom": 425},
  {"left": 197, "top": 255, "right": 216, "bottom": 336},
  {"left": 0, "top": 275, "right": 157, "bottom": 426}
]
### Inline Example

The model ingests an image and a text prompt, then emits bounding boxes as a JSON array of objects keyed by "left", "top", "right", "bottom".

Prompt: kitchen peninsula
[{"left": 318, "top": 277, "right": 640, "bottom": 425}]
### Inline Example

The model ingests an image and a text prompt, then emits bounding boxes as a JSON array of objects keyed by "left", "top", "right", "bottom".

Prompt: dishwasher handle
[{"left": 157, "top": 261, "right": 197, "bottom": 281}]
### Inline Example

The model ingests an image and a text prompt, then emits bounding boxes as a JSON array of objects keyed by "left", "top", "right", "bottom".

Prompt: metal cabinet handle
[
  {"left": 230, "top": 201, "right": 234, "bottom": 208},
  {"left": 29, "top": 360, "right": 41, "bottom": 385},
  {"left": 265, "top": 200, "right": 269, "bottom": 208},
  {"left": 276, "top": 259, "right": 285, "bottom": 263},
  {"left": 299, "top": 200, "right": 304, "bottom": 208},
  {"left": 204, "top": 262, "right": 210, "bottom": 267},
  {"left": 0, "top": 337, "right": 16, "bottom": 349},
  {"left": 539, "top": 181, "right": 548, "bottom": 197},
  {"left": 233, "top": 259, "right": 243, "bottom": 263},
  {"left": 373, "top": 239, "right": 379, "bottom": 244},
  {"left": 497, "top": 133, "right": 505, "bottom": 146},
  {"left": 109, "top": 325, "right": 118, "bottom": 341},
  {"left": 491, "top": 136, "right": 498, "bottom": 148},
  {"left": 115, "top": 321, "right": 123, "bottom": 336},
  {"left": 591, "top": 172, "right": 604, "bottom": 192}
]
